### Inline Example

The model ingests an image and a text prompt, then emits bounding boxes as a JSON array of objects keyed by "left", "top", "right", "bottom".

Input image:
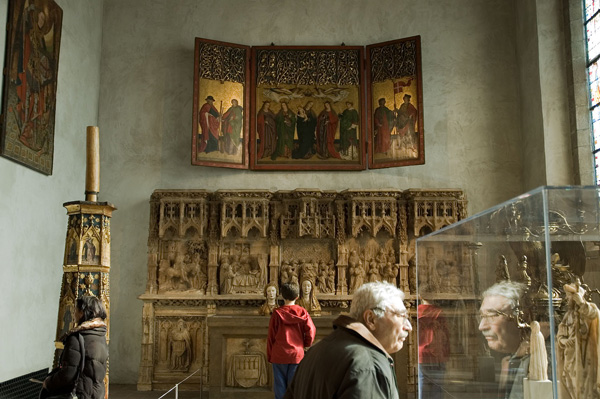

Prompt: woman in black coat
[{"left": 41, "top": 295, "right": 109, "bottom": 399}]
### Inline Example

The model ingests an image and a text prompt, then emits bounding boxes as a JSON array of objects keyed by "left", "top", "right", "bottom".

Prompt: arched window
[{"left": 585, "top": 0, "right": 600, "bottom": 183}]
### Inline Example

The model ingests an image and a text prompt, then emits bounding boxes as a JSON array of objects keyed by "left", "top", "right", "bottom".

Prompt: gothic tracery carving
[{"left": 139, "top": 188, "right": 467, "bottom": 393}]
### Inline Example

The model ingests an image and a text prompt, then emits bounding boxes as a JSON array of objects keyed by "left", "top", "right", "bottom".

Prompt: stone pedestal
[{"left": 523, "top": 378, "right": 554, "bottom": 399}]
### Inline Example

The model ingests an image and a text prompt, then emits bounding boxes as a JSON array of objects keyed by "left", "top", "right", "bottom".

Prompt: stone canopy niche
[{"left": 137, "top": 188, "right": 467, "bottom": 398}]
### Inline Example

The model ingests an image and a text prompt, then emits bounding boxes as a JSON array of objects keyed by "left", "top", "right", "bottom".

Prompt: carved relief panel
[{"left": 138, "top": 188, "right": 467, "bottom": 397}]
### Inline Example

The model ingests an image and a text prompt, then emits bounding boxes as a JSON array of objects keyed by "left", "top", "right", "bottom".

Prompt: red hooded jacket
[
  {"left": 267, "top": 304, "right": 316, "bottom": 364},
  {"left": 418, "top": 303, "right": 450, "bottom": 364}
]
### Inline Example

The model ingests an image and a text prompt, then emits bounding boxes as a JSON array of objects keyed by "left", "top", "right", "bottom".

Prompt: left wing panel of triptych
[{"left": 192, "top": 38, "right": 250, "bottom": 169}]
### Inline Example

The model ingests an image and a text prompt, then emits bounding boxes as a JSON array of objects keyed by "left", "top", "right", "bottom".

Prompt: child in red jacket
[{"left": 267, "top": 282, "right": 316, "bottom": 399}]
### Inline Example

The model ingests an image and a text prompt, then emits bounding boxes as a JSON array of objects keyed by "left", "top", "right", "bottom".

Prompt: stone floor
[{"left": 109, "top": 384, "right": 202, "bottom": 399}]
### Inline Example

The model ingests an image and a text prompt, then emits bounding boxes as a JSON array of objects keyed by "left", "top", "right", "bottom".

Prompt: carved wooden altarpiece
[{"left": 137, "top": 188, "right": 466, "bottom": 398}]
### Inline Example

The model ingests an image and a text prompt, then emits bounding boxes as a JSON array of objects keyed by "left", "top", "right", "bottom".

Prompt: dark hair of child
[{"left": 280, "top": 282, "right": 300, "bottom": 301}]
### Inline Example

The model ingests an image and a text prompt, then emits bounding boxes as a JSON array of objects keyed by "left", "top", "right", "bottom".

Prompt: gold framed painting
[
  {"left": 1, "top": 0, "right": 63, "bottom": 175},
  {"left": 192, "top": 38, "right": 250, "bottom": 169},
  {"left": 249, "top": 45, "right": 366, "bottom": 171},
  {"left": 367, "top": 36, "right": 424, "bottom": 169}
]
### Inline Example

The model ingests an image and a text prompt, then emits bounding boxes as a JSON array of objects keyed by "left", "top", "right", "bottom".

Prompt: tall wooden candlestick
[{"left": 85, "top": 126, "right": 100, "bottom": 202}]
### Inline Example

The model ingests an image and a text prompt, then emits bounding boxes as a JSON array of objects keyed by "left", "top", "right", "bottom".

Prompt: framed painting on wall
[
  {"left": 249, "top": 45, "right": 366, "bottom": 171},
  {"left": 192, "top": 38, "right": 251, "bottom": 169},
  {"left": 0, "top": 0, "right": 63, "bottom": 175},
  {"left": 367, "top": 36, "right": 424, "bottom": 169}
]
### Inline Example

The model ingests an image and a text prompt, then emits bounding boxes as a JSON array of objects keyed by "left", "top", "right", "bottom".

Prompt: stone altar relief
[
  {"left": 226, "top": 338, "right": 269, "bottom": 388},
  {"left": 418, "top": 244, "right": 474, "bottom": 295},
  {"left": 138, "top": 188, "right": 467, "bottom": 398},
  {"left": 152, "top": 316, "right": 205, "bottom": 382}
]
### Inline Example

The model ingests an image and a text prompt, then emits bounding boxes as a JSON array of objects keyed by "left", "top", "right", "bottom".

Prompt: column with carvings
[{"left": 53, "top": 127, "right": 116, "bottom": 399}]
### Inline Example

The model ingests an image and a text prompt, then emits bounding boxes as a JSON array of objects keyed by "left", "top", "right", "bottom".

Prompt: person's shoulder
[{"left": 317, "top": 330, "right": 381, "bottom": 366}]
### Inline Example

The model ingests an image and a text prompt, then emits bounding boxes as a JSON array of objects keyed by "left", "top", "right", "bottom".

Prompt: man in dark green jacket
[{"left": 284, "top": 281, "right": 412, "bottom": 399}]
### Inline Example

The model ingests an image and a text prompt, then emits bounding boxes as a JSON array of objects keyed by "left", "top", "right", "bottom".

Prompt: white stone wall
[{"left": 0, "top": 0, "right": 104, "bottom": 381}]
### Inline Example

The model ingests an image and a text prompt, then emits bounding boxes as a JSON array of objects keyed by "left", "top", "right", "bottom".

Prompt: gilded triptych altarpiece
[{"left": 192, "top": 36, "right": 423, "bottom": 170}]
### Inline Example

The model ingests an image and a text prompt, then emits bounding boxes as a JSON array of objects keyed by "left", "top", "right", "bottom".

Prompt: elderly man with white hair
[
  {"left": 478, "top": 280, "right": 529, "bottom": 399},
  {"left": 284, "top": 281, "right": 412, "bottom": 399}
]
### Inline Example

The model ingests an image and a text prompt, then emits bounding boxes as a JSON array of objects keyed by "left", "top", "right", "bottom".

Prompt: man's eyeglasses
[
  {"left": 372, "top": 307, "right": 409, "bottom": 321},
  {"left": 476, "top": 309, "right": 515, "bottom": 323}
]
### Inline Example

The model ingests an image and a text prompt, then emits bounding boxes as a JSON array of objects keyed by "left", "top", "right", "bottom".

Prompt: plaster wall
[
  {"left": 516, "top": 0, "right": 547, "bottom": 190},
  {"left": 537, "top": 0, "right": 573, "bottom": 185},
  {"left": 0, "top": 0, "right": 104, "bottom": 381},
  {"left": 98, "top": 0, "right": 536, "bottom": 383}
]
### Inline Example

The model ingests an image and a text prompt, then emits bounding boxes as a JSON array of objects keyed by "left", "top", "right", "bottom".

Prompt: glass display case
[{"left": 415, "top": 186, "right": 600, "bottom": 399}]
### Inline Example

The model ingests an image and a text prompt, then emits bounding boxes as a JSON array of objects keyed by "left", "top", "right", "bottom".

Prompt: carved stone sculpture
[
  {"left": 220, "top": 256, "right": 235, "bottom": 294},
  {"left": 557, "top": 283, "right": 600, "bottom": 399},
  {"left": 497, "top": 255, "right": 511, "bottom": 282},
  {"left": 137, "top": 188, "right": 467, "bottom": 395},
  {"left": 168, "top": 319, "right": 192, "bottom": 371},
  {"left": 258, "top": 283, "right": 279, "bottom": 316},
  {"left": 297, "top": 279, "right": 321, "bottom": 315},
  {"left": 226, "top": 339, "right": 268, "bottom": 388},
  {"left": 367, "top": 259, "right": 381, "bottom": 282},
  {"left": 349, "top": 259, "right": 366, "bottom": 294},
  {"left": 528, "top": 321, "right": 548, "bottom": 381}
]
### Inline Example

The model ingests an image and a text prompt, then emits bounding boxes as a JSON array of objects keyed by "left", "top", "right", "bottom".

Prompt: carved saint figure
[
  {"left": 168, "top": 319, "right": 192, "bottom": 371},
  {"left": 349, "top": 260, "right": 366, "bottom": 293},
  {"left": 496, "top": 255, "right": 511, "bottom": 282},
  {"left": 368, "top": 259, "right": 381, "bottom": 282},
  {"left": 317, "top": 263, "right": 329, "bottom": 293},
  {"left": 259, "top": 283, "right": 280, "bottom": 316},
  {"left": 528, "top": 321, "right": 548, "bottom": 381},
  {"left": 349, "top": 250, "right": 360, "bottom": 269},
  {"left": 301, "top": 259, "right": 318, "bottom": 285},
  {"left": 189, "top": 252, "right": 208, "bottom": 293},
  {"left": 220, "top": 256, "right": 235, "bottom": 294},
  {"left": 383, "top": 262, "right": 398, "bottom": 285},
  {"left": 172, "top": 253, "right": 188, "bottom": 289},
  {"left": 557, "top": 282, "right": 600, "bottom": 399},
  {"left": 297, "top": 279, "right": 321, "bottom": 315},
  {"left": 326, "top": 261, "right": 336, "bottom": 293},
  {"left": 280, "top": 261, "right": 292, "bottom": 284},
  {"left": 515, "top": 256, "right": 532, "bottom": 288}
]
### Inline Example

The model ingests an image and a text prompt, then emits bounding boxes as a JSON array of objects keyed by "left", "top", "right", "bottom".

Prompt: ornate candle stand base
[{"left": 53, "top": 201, "right": 116, "bottom": 398}]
